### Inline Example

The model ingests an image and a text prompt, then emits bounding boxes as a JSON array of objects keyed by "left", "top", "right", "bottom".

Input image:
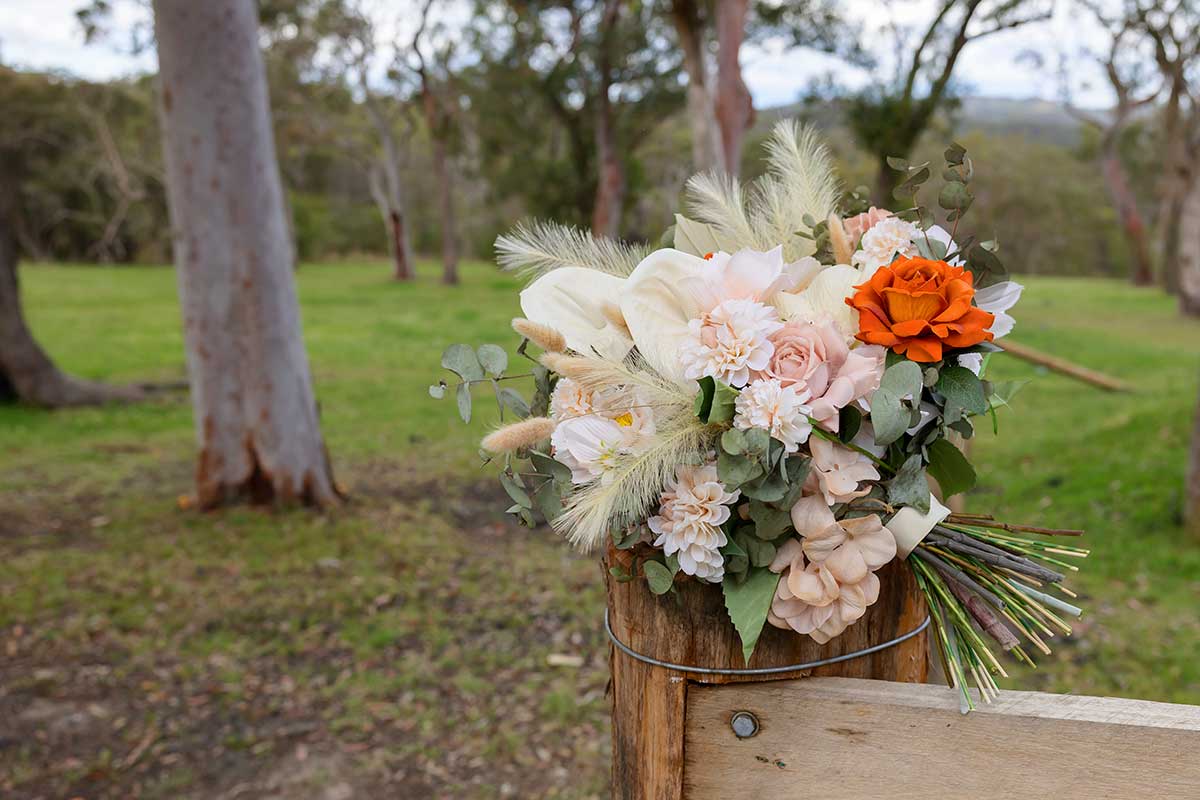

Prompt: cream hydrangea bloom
[
  {"left": 791, "top": 495, "right": 897, "bottom": 583},
  {"left": 805, "top": 436, "right": 880, "bottom": 504},
  {"left": 648, "top": 464, "right": 740, "bottom": 583},
  {"left": 851, "top": 216, "right": 920, "bottom": 275},
  {"left": 732, "top": 378, "right": 813, "bottom": 453}
]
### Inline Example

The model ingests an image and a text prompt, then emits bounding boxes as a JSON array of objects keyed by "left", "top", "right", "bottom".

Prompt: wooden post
[{"left": 606, "top": 553, "right": 929, "bottom": 799}]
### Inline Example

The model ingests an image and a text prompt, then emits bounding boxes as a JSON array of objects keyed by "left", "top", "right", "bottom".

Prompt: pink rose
[
  {"left": 842, "top": 207, "right": 892, "bottom": 249},
  {"left": 751, "top": 320, "right": 885, "bottom": 431}
]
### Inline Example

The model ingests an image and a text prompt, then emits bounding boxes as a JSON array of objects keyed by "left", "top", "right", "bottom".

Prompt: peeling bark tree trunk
[
  {"left": 1100, "top": 146, "right": 1155, "bottom": 286},
  {"left": 422, "top": 91, "right": 459, "bottom": 286},
  {"left": 591, "top": 0, "right": 625, "bottom": 238},
  {"left": 714, "top": 0, "right": 753, "bottom": 179},
  {"left": 670, "top": 0, "right": 721, "bottom": 173},
  {"left": 1188, "top": 375, "right": 1200, "bottom": 539},
  {"left": 153, "top": 0, "right": 340, "bottom": 508},
  {"left": 1179, "top": 174, "right": 1200, "bottom": 317},
  {"left": 0, "top": 178, "right": 141, "bottom": 407}
]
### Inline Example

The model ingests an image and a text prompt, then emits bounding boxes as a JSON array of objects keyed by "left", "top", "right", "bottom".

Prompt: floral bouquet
[{"left": 431, "top": 122, "right": 1086, "bottom": 710}]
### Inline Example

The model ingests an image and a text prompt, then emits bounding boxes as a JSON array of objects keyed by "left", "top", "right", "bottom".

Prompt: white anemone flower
[
  {"left": 975, "top": 280, "right": 1024, "bottom": 338},
  {"left": 550, "top": 416, "right": 627, "bottom": 484},
  {"left": 733, "top": 378, "right": 814, "bottom": 453},
  {"left": 680, "top": 298, "right": 784, "bottom": 387}
]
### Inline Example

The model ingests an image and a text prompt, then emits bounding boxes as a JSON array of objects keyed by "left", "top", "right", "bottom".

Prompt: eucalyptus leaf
[
  {"left": 498, "top": 387, "right": 531, "bottom": 419},
  {"left": 643, "top": 560, "right": 675, "bottom": 595},
  {"left": 718, "top": 450, "right": 764, "bottom": 488},
  {"left": 442, "top": 343, "right": 485, "bottom": 382},
  {"left": 530, "top": 451, "right": 572, "bottom": 484},
  {"left": 476, "top": 344, "right": 508, "bottom": 377},
  {"left": 749, "top": 500, "right": 792, "bottom": 540},
  {"left": 741, "top": 534, "right": 777, "bottom": 568},
  {"left": 533, "top": 479, "right": 562, "bottom": 521},
  {"left": 887, "top": 455, "right": 931, "bottom": 513},
  {"left": 722, "top": 566, "right": 782, "bottom": 664},
  {"left": 872, "top": 361, "right": 923, "bottom": 446},
  {"left": 428, "top": 382, "right": 446, "bottom": 399},
  {"left": 721, "top": 536, "right": 749, "bottom": 576},
  {"left": 499, "top": 472, "right": 531, "bottom": 508},
  {"left": 456, "top": 382, "right": 472, "bottom": 423},
  {"left": 721, "top": 427, "right": 747, "bottom": 455}
]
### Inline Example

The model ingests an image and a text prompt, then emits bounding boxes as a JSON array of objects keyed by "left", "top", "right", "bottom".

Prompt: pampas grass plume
[
  {"left": 512, "top": 318, "right": 566, "bottom": 352},
  {"left": 481, "top": 417, "right": 557, "bottom": 454}
]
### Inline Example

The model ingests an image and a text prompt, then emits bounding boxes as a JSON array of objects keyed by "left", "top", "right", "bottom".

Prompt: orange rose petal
[{"left": 899, "top": 337, "right": 943, "bottom": 363}]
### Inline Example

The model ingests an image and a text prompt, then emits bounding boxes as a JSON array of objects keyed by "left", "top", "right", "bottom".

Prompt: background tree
[
  {"left": 1131, "top": 0, "right": 1200, "bottom": 311},
  {"left": 409, "top": 0, "right": 462, "bottom": 284},
  {"left": 153, "top": 0, "right": 340, "bottom": 507},
  {"left": 467, "top": 0, "right": 684, "bottom": 237},
  {"left": 0, "top": 66, "right": 147, "bottom": 407},
  {"left": 1062, "top": 7, "right": 1159, "bottom": 286},
  {"left": 846, "top": 0, "right": 1052, "bottom": 204},
  {"left": 1189, "top": 376, "right": 1200, "bottom": 538}
]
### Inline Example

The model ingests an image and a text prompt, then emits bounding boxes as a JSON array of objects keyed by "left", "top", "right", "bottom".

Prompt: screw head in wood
[{"left": 730, "top": 710, "right": 759, "bottom": 739}]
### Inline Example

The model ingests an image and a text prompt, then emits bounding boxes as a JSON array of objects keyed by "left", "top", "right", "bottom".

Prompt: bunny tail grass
[
  {"left": 495, "top": 220, "right": 652, "bottom": 280},
  {"left": 511, "top": 318, "right": 566, "bottom": 352},
  {"left": 481, "top": 417, "right": 557, "bottom": 454}
]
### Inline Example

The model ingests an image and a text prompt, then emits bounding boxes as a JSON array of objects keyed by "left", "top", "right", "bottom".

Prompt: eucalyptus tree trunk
[
  {"left": 1188, "top": 377, "right": 1200, "bottom": 539},
  {"left": 714, "top": 0, "right": 753, "bottom": 179},
  {"left": 1178, "top": 171, "right": 1200, "bottom": 317},
  {"left": 591, "top": 0, "right": 625, "bottom": 238},
  {"left": 153, "top": 0, "right": 340, "bottom": 508},
  {"left": 0, "top": 177, "right": 140, "bottom": 407},
  {"left": 670, "top": 0, "right": 722, "bottom": 173}
]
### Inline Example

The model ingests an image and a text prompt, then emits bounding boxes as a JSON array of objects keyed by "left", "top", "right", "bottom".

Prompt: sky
[{"left": 0, "top": 0, "right": 1114, "bottom": 108}]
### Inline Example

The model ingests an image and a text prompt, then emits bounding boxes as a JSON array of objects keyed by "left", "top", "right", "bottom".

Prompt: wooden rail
[{"left": 683, "top": 677, "right": 1200, "bottom": 799}]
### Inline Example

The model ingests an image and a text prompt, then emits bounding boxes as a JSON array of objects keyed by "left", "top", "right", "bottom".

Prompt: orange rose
[{"left": 845, "top": 257, "right": 994, "bottom": 363}]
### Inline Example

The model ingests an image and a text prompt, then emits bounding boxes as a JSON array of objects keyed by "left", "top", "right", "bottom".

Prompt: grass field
[{"left": 2, "top": 260, "right": 1199, "bottom": 799}]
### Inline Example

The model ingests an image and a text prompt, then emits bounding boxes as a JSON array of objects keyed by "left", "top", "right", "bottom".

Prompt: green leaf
[
  {"left": 498, "top": 387, "right": 530, "bottom": 419},
  {"left": 609, "top": 565, "right": 634, "bottom": 582},
  {"left": 456, "top": 382, "right": 472, "bottom": 423},
  {"left": 887, "top": 455, "right": 931, "bottom": 513},
  {"left": 722, "top": 566, "right": 782, "bottom": 665},
  {"left": 693, "top": 375, "right": 716, "bottom": 420},
  {"left": 741, "top": 534, "right": 777, "bottom": 568},
  {"left": 966, "top": 241, "right": 1008, "bottom": 289},
  {"left": 708, "top": 381, "right": 738, "bottom": 424},
  {"left": 986, "top": 379, "right": 1029, "bottom": 410},
  {"left": 779, "top": 456, "right": 813, "bottom": 508},
  {"left": 442, "top": 343, "right": 485, "bottom": 382},
  {"left": 944, "top": 142, "right": 967, "bottom": 165},
  {"left": 721, "top": 535, "right": 749, "bottom": 576},
  {"left": 643, "top": 560, "right": 675, "bottom": 595},
  {"left": 532, "top": 479, "right": 562, "bottom": 521},
  {"left": 838, "top": 406, "right": 862, "bottom": 442},
  {"left": 428, "top": 382, "right": 446, "bottom": 399},
  {"left": 742, "top": 468, "right": 788, "bottom": 503},
  {"left": 886, "top": 155, "right": 910, "bottom": 171},
  {"left": 721, "top": 427, "right": 747, "bottom": 455},
  {"left": 927, "top": 438, "right": 977, "bottom": 498},
  {"left": 530, "top": 451, "right": 572, "bottom": 484},
  {"left": 749, "top": 500, "right": 792, "bottom": 540},
  {"left": 476, "top": 344, "right": 508, "bottom": 377},
  {"left": 872, "top": 361, "right": 923, "bottom": 446},
  {"left": 938, "top": 181, "right": 973, "bottom": 212},
  {"left": 742, "top": 427, "right": 770, "bottom": 457},
  {"left": 612, "top": 526, "right": 642, "bottom": 550},
  {"left": 936, "top": 366, "right": 988, "bottom": 417},
  {"left": 499, "top": 472, "right": 531, "bottom": 508},
  {"left": 718, "top": 450, "right": 764, "bottom": 488}
]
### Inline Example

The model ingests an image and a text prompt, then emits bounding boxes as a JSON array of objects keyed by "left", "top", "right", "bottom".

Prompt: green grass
[{"left": 1, "top": 260, "right": 1198, "bottom": 798}]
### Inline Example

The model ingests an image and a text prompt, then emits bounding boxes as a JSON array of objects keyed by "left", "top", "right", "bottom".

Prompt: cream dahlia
[
  {"left": 680, "top": 298, "right": 783, "bottom": 388},
  {"left": 851, "top": 216, "right": 920, "bottom": 275},
  {"left": 549, "top": 378, "right": 594, "bottom": 420},
  {"left": 733, "top": 378, "right": 813, "bottom": 453},
  {"left": 648, "top": 464, "right": 741, "bottom": 583}
]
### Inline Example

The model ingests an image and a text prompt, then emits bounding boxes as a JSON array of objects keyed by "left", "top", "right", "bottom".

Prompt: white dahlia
[
  {"left": 733, "top": 378, "right": 814, "bottom": 453},
  {"left": 648, "top": 464, "right": 741, "bottom": 583},
  {"left": 852, "top": 216, "right": 920, "bottom": 276},
  {"left": 680, "top": 298, "right": 783, "bottom": 388}
]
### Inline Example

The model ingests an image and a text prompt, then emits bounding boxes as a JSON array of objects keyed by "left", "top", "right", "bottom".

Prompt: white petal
[
  {"left": 520, "top": 268, "right": 631, "bottom": 361},
  {"left": 925, "top": 225, "right": 962, "bottom": 265},
  {"left": 975, "top": 281, "right": 1024, "bottom": 313},
  {"left": 620, "top": 249, "right": 712, "bottom": 382},
  {"left": 958, "top": 353, "right": 984, "bottom": 376},
  {"left": 774, "top": 265, "right": 861, "bottom": 340},
  {"left": 889, "top": 495, "right": 951, "bottom": 558}
]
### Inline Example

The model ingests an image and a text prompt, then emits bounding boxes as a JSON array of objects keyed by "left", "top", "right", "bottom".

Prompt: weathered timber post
[{"left": 605, "top": 552, "right": 928, "bottom": 799}]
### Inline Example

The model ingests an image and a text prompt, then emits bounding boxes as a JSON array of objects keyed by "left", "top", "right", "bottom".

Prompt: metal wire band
[{"left": 604, "top": 609, "right": 931, "bottom": 676}]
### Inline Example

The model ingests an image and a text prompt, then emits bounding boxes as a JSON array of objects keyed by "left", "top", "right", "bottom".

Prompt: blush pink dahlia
[
  {"left": 733, "top": 378, "right": 813, "bottom": 453},
  {"left": 680, "top": 298, "right": 783, "bottom": 388},
  {"left": 648, "top": 464, "right": 741, "bottom": 583}
]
